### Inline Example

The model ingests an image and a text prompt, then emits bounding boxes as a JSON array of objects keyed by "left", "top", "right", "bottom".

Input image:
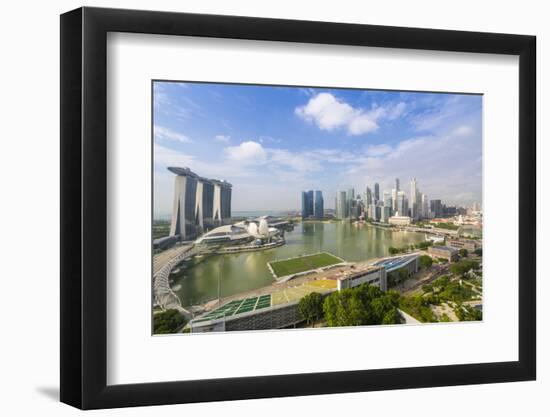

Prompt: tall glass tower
[
  {"left": 314, "top": 190, "right": 324, "bottom": 219},
  {"left": 301, "top": 190, "right": 314, "bottom": 219}
]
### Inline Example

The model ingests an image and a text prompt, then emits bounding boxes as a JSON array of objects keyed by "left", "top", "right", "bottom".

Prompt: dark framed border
[{"left": 60, "top": 6, "right": 536, "bottom": 410}]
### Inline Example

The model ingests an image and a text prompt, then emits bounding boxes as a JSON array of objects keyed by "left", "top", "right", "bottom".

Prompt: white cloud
[
  {"left": 366, "top": 144, "right": 393, "bottom": 156},
  {"left": 411, "top": 95, "right": 479, "bottom": 133},
  {"left": 295, "top": 93, "right": 407, "bottom": 136},
  {"left": 348, "top": 116, "right": 378, "bottom": 135},
  {"left": 386, "top": 101, "right": 407, "bottom": 120},
  {"left": 153, "top": 83, "right": 201, "bottom": 120},
  {"left": 389, "top": 137, "right": 428, "bottom": 158},
  {"left": 154, "top": 143, "right": 195, "bottom": 168},
  {"left": 215, "top": 134, "right": 231, "bottom": 143},
  {"left": 224, "top": 141, "right": 267, "bottom": 164},
  {"left": 452, "top": 125, "right": 473, "bottom": 137},
  {"left": 224, "top": 141, "right": 323, "bottom": 173},
  {"left": 154, "top": 125, "right": 191, "bottom": 143},
  {"left": 295, "top": 93, "right": 374, "bottom": 135},
  {"left": 258, "top": 135, "right": 282, "bottom": 144},
  {"left": 269, "top": 148, "right": 322, "bottom": 172},
  {"left": 307, "top": 149, "right": 355, "bottom": 163},
  {"left": 344, "top": 126, "right": 482, "bottom": 206}
]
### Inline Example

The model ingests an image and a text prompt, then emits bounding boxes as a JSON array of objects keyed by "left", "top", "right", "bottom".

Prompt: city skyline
[{"left": 154, "top": 81, "right": 482, "bottom": 217}]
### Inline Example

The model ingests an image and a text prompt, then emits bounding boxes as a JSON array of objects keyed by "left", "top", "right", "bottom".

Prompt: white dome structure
[
  {"left": 247, "top": 222, "right": 259, "bottom": 236},
  {"left": 258, "top": 219, "right": 269, "bottom": 237}
]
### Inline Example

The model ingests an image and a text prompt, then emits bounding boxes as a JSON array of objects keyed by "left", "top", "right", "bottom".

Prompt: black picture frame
[{"left": 60, "top": 6, "right": 536, "bottom": 410}]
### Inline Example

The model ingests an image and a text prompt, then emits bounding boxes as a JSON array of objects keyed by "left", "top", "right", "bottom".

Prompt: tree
[
  {"left": 433, "top": 275, "right": 450, "bottom": 289},
  {"left": 422, "top": 283, "right": 434, "bottom": 293},
  {"left": 415, "top": 241, "right": 433, "bottom": 250},
  {"left": 450, "top": 259, "right": 480, "bottom": 277},
  {"left": 382, "top": 308, "right": 401, "bottom": 324},
  {"left": 399, "top": 295, "right": 437, "bottom": 323},
  {"left": 474, "top": 248, "right": 483, "bottom": 256},
  {"left": 398, "top": 268, "right": 409, "bottom": 282},
  {"left": 419, "top": 255, "right": 433, "bottom": 269},
  {"left": 322, "top": 284, "right": 399, "bottom": 327},
  {"left": 388, "top": 246, "right": 399, "bottom": 255},
  {"left": 455, "top": 305, "right": 482, "bottom": 321},
  {"left": 459, "top": 248, "right": 468, "bottom": 257},
  {"left": 153, "top": 309, "right": 186, "bottom": 334},
  {"left": 298, "top": 292, "right": 324, "bottom": 325},
  {"left": 440, "top": 313, "right": 451, "bottom": 322}
]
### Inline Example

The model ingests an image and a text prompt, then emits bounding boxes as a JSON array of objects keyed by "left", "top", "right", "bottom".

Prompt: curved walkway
[{"left": 153, "top": 243, "right": 197, "bottom": 318}]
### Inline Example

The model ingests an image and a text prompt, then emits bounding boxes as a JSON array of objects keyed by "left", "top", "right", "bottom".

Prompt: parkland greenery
[
  {"left": 153, "top": 309, "right": 186, "bottom": 334},
  {"left": 323, "top": 284, "right": 402, "bottom": 327}
]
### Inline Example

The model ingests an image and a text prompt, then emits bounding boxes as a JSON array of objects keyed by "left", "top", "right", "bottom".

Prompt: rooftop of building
[
  {"left": 429, "top": 245, "right": 459, "bottom": 253},
  {"left": 338, "top": 264, "right": 384, "bottom": 280},
  {"left": 167, "top": 166, "right": 232, "bottom": 187}
]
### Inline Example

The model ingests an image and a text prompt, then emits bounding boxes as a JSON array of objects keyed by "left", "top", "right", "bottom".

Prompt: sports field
[
  {"left": 271, "top": 279, "right": 337, "bottom": 305},
  {"left": 268, "top": 252, "right": 344, "bottom": 278}
]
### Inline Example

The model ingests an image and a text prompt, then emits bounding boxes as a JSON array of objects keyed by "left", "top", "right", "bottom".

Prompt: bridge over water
[{"left": 153, "top": 243, "right": 196, "bottom": 317}]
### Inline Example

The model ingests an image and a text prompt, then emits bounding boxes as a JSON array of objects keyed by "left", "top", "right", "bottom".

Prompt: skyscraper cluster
[
  {"left": 334, "top": 177, "right": 434, "bottom": 223},
  {"left": 335, "top": 187, "right": 363, "bottom": 220},
  {"left": 168, "top": 167, "right": 232, "bottom": 239},
  {"left": 302, "top": 190, "right": 324, "bottom": 219}
]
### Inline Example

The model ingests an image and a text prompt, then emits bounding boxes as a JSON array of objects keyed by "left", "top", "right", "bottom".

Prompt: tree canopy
[
  {"left": 419, "top": 255, "right": 433, "bottom": 269},
  {"left": 450, "top": 259, "right": 480, "bottom": 277},
  {"left": 298, "top": 292, "right": 324, "bottom": 325},
  {"left": 153, "top": 309, "right": 186, "bottom": 334},
  {"left": 323, "top": 285, "right": 401, "bottom": 327}
]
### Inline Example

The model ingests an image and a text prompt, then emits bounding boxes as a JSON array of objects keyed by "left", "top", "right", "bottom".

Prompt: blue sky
[{"left": 153, "top": 81, "right": 482, "bottom": 217}]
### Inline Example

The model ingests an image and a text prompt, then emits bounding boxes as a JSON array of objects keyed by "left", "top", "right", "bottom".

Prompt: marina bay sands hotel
[{"left": 167, "top": 167, "right": 232, "bottom": 240}]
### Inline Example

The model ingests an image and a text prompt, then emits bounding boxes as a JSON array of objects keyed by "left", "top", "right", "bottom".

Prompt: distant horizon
[{"left": 154, "top": 81, "right": 482, "bottom": 218}]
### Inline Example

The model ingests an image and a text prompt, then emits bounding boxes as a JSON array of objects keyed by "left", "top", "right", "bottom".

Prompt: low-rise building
[
  {"left": 428, "top": 245, "right": 459, "bottom": 262},
  {"left": 389, "top": 215, "right": 411, "bottom": 226},
  {"left": 337, "top": 265, "right": 387, "bottom": 291},
  {"left": 447, "top": 238, "right": 480, "bottom": 252}
]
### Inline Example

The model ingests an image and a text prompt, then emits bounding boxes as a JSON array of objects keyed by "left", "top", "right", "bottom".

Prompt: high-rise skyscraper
[
  {"left": 383, "top": 191, "right": 392, "bottom": 208},
  {"left": 350, "top": 197, "right": 361, "bottom": 220},
  {"left": 430, "top": 199, "right": 443, "bottom": 218},
  {"left": 168, "top": 167, "right": 231, "bottom": 240},
  {"left": 337, "top": 191, "right": 348, "bottom": 219},
  {"left": 421, "top": 193, "right": 429, "bottom": 218},
  {"left": 365, "top": 187, "right": 372, "bottom": 205},
  {"left": 301, "top": 190, "right": 314, "bottom": 219},
  {"left": 410, "top": 178, "right": 419, "bottom": 220},
  {"left": 392, "top": 178, "right": 400, "bottom": 212},
  {"left": 195, "top": 178, "right": 215, "bottom": 231},
  {"left": 397, "top": 191, "right": 407, "bottom": 216},
  {"left": 314, "top": 190, "right": 324, "bottom": 219},
  {"left": 380, "top": 206, "right": 391, "bottom": 223},
  {"left": 364, "top": 187, "right": 372, "bottom": 219},
  {"left": 347, "top": 188, "right": 355, "bottom": 205},
  {"left": 212, "top": 179, "right": 232, "bottom": 225},
  {"left": 374, "top": 182, "right": 380, "bottom": 204}
]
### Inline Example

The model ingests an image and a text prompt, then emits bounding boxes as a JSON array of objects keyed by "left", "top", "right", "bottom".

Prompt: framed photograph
[{"left": 60, "top": 6, "right": 536, "bottom": 409}]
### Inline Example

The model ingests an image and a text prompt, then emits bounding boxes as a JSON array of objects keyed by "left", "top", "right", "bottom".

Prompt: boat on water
[{"left": 170, "top": 268, "right": 181, "bottom": 275}]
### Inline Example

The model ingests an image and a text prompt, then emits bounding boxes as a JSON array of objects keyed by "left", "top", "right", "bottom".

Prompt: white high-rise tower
[{"left": 410, "top": 178, "right": 419, "bottom": 220}]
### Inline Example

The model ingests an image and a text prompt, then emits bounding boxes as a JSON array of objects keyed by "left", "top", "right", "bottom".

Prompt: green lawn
[{"left": 269, "top": 252, "right": 343, "bottom": 278}]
